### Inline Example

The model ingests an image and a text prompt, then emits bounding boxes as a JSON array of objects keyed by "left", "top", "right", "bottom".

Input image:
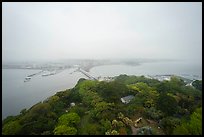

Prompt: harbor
[
  {"left": 24, "top": 70, "right": 44, "bottom": 82},
  {"left": 24, "top": 69, "right": 66, "bottom": 82}
]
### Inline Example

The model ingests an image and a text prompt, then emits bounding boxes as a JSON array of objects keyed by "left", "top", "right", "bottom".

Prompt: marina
[
  {"left": 42, "top": 71, "right": 56, "bottom": 76},
  {"left": 24, "top": 70, "right": 43, "bottom": 82},
  {"left": 23, "top": 69, "right": 65, "bottom": 82},
  {"left": 3, "top": 62, "right": 202, "bottom": 119}
]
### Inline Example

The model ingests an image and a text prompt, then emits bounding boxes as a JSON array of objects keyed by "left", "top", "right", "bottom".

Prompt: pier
[
  {"left": 24, "top": 70, "right": 43, "bottom": 82},
  {"left": 27, "top": 70, "right": 43, "bottom": 77}
]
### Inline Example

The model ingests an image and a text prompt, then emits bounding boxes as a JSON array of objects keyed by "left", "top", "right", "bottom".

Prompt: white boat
[
  {"left": 24, "top": 77, "right": 31, "bottom": 82},
  {"left": 42, "top": 71, "right": 56, "bottom": 76},
  {"left": 24, "top": 79, "right": 29, "bottom": 82},
  {"left": 25, "top": 77, "right": 31, "bottom": 80},
  {"left": 42, "top": 73, "right": 50, "bottom": 76}
]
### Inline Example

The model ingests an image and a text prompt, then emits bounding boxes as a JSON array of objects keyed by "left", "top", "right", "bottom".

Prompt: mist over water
[
  {"left": 90, "top": 61, "right": 202, "bottom": 78},
  {"left": 2, "top": 2, "right": 202, "bottom": 65},
  {"left": 2, "top": 59, "right": 202, "bottom": 119},
  {"left": 2, "top": 2, "right": 202, "bottom": 120}
]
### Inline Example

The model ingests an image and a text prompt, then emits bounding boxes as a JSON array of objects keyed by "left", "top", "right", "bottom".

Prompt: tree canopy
[{"left": 2, "top": 75, "right": 202, "bottom": 135}]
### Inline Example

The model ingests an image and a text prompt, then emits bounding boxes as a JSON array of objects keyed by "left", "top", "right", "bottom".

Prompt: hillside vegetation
[{"left": 2, "top": 75, "right": 202, "bottom": 135}]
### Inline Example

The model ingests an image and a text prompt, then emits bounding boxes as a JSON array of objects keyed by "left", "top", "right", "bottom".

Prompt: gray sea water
[{"left": 2, "top": 61, "right": 202, "bottom": 120}]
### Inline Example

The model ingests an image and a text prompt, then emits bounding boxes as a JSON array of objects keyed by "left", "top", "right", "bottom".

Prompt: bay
[
  {"left": 2, "top": 60, "right": 202, "bottom": 120},
  {"left": 90, "top": 61, "right": 202, "bottom": 79},
  {"left": 2, "top": 68, "right": 86, "bottom": 120}
]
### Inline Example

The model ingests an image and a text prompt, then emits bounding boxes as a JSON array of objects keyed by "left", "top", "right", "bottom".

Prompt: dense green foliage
[
  {"left": 54, "top": 125, "right": 77, "bottom": 135},
  {"left": 192, "top": 80, "right": 202, "bottom": 91},
  {"left": 156, "top": 93, "right": 178, "bottom": 116},
  {"left": 2, "top": 75, "right": 202, "bottom": 135},
  {"left": 57, "top": 113, "right": 80, "bottom": 126},
  {"left": 173, "top": 107, "right": 202, "bottom": 135}
]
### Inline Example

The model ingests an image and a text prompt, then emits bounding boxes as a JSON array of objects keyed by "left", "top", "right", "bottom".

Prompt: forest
[{"left": 2, "top": 74, "right": 202, "bottom": 135}]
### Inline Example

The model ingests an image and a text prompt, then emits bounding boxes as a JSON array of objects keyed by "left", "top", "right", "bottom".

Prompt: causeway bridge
[{"left": 77, "top": 68, "right": 97, "bottom": 80}]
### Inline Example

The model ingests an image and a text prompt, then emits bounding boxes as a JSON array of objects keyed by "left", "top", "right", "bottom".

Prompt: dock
[
  {"left": 24, "top": 70, "right": 43, "bottom": 82},
  {"left": 27, "top": 70, "right": 43, "bottom": 77}
]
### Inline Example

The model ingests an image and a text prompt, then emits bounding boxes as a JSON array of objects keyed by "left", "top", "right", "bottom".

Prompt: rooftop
[{"left": 121, "top": 95, "right": 135, "bottom": 104}]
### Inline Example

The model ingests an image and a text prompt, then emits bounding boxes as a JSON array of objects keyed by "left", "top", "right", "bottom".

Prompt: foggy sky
[{"left": 2, "top": 2, "right": 202, "bottom": 63}]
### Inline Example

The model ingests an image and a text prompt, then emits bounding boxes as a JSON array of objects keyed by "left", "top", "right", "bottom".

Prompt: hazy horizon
[{"left": 2, "top": 2, "right": 202, "bottom": 64}]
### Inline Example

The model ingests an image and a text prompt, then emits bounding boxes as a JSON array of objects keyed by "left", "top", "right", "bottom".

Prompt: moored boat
[{"left": 24, "top": 77, "right": 31, "bottom": 82}]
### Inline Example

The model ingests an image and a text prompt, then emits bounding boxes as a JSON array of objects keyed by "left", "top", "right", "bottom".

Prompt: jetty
[{"left": 24, "top": 70, "right": 43, "bottom": 82}]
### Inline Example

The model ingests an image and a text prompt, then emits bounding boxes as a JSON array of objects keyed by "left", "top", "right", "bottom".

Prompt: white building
[
  {"left": 70, "top": 102, "right": 75, "bottom": 107},
  {"left": 121, "top": 95, "right": 135, "bottom": 104}
]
